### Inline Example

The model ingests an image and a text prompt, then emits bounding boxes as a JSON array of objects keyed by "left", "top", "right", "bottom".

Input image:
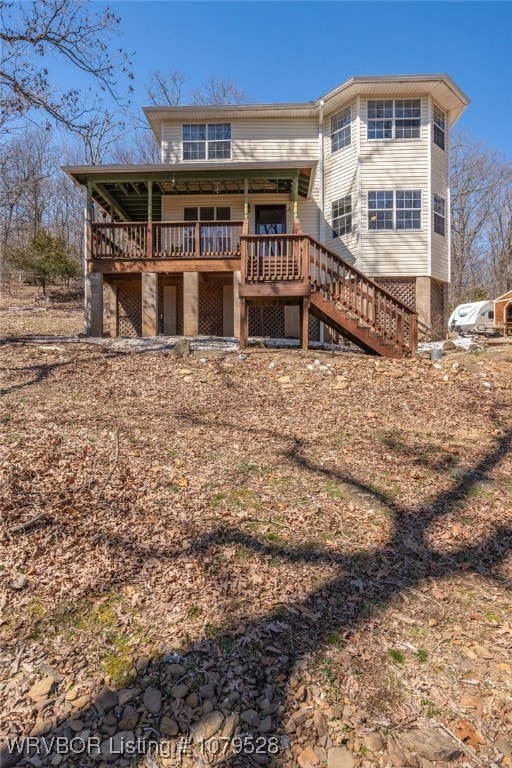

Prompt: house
[
  {"left": 494, "top": 289, "right": 512, "bottom": 335},
  {"left": 63, "top": 74, "right": 469, "bottom": 358}
]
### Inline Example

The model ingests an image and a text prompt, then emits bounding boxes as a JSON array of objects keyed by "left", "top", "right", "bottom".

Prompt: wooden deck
[{"left": 88, "top": 220, "right": 418, "bottom": 358}]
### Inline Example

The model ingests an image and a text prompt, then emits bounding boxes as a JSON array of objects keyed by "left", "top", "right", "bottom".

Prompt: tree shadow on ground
[{"left": 2, "top": 423, "right": 511, "bottom": 768}]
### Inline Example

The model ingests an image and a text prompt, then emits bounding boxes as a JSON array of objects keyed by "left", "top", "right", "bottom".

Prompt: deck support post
[
  {"left": 233, "top": 271, "right": 241, "bottom": 338},
  {"left": 85, "top": 272, "right": 103, "bottom": 337},
  {"left": 147, "top": 181, "right": 153, "bottom": 258},
  {"left": 299, "top": 297, "right": 309, "bottom": 351},
  {"left": 292, "top": 175, "right": 299, "bottom": 222},
  {"left": 243, "top": 178, "right": 249, "bottom": 223},
  {"left": 239, "top": 298, "right": 248, "bottom": 350},
  {"left": 183, "top": 271, "right": 199, "bottom": 336},
  {"left": 142, "top": 272, "right": 158, "bottom": 336}
]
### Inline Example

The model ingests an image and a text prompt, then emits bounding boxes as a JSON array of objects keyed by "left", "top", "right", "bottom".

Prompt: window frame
[
  {"left": 433, "top": 105, "right": 446, "bottom": 151},
  {"left": 433, "top": 193, "right": 446, "bottom": 237},
  {"left": 182, "top": 123, "right": 231, "bottom": 161},
  {"left": 331, "top": 195, "right": 352, "bottom": 237},
  {"left": 367, "top": 99, "right": 422, "bottom": 141},
  {"left": 331, "top": 106, "right": 351, "bottom": 153},
  {"left": 368, "top": 190, "right": 422, "bottom": 231}
]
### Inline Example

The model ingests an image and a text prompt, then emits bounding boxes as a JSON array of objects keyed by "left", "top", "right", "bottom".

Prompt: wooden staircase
[{"left": 240, "top": 231, "right": 418, "bottom": 358}]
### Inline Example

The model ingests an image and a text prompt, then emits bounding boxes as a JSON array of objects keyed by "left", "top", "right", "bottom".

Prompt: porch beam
[{"left": 94, "top": 183, "right": 130, "bottom": 221}]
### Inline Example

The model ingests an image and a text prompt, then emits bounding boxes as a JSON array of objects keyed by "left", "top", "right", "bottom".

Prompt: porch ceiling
[{"left": 63, "top": 162, "right": 315, "bottom": 222}]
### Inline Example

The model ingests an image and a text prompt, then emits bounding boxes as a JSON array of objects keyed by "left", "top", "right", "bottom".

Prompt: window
[
  {"left": 433, "top": 194, "right": 446, "bottom": 236},
  {"left": 182, "top": 123, "right": 231, "bottom": 160},
  {"left": 184, "top": 207, "right": 231, "bottom": 221},
  {"left": 183, "top": 207, "right": 232, "bottom": 254},
  {"left": 367, "top": 100, "right": 421, "bottom": 140},
  {"left": 332, "top": 196, "right": 352, "bottom": 237},
  {"left": 368, "top": 190, "right": 421, "bottom": 230},
  {"left": 331, "top": 107, "right": 351, "bottom": 152},
  {"left": 433, "top": 105, "right": 445, "bottom": 150}
]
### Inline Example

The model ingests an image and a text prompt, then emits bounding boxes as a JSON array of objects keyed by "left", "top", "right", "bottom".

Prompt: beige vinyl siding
[
  {"left": 162, "top": 118, "right": 318, "bottom": 163},
  {"left": 431, "top": 125, "right": 449, "bottom": 282},
  {"left": 359, "top": 96, "right": 429, "bottom": 276},
  {"left": 322, "top": 102, "right": 358, "bottom": 264}
]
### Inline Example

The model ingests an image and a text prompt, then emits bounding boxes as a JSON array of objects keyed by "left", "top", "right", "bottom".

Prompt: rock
[
  {"left": 221, "top": 712, "right": 239, "bottom": 739},
  {"left": 144, "top": 686, "right": 162, "bottom": 714},
  {"left": 160, "top": 716, "right": 179, "bottom": 737},
  {"left": 398, "top": 729, "right": 462, "bottom": 762},
  {"left": 313, "top": 710, "right": 328, "bottom": 738},
  {"left": 443, "top": 341, "right": 457, "bottom": 351},
  {"left": 166, "top": 663, "right": 186, "bottom": 676},
  {"left": 241, "top": 708, "right": 260, "bottom": 727},
  {"left": 496, "top": 738, "right": 512, "bottom": 757},
  {"left": 298, "top": 746, "right": 320, "bottom": 767},
  {"left": 28, "top": 676, "right": 55, "bottom": 702},
  {"left": 387, "top": 735, "right": 407, "bottom": 767},
  {"left": 171, "top": 684, "right": 188, "bottom": 699},
  {"left": 72, "top": 694, "right": 91, "bottom": 711},
  {"left": 10, "top": 574, "right": 28, "bottom": 590},
  {"left": 118, "top": 687, "right": 141, "bottom": 706},
  {"left": 174, "top": 339, "right": 190, "bottom": 357},
  {"left": 202, "top": 700, "right": 214, "bottom": 715},
  {"left": 327, "top": 746, "right": 354, "bottom": 768},
  {"left": 189, "top": 710, "right": 224, "bottom": 743},
  {"left": 259, "top": 715, "right": 272, "bottom": 733},
  {"left": 186, "top": 692, "right": 199, "bottom": 708},
  {"left": 199, "top": 684, "right": 216, "bottom": 699},
  {"left": 362, "top": 732, "right": 384, "bottom": 753},
  {"left": 69, "top": 719, "right": 84, "bottom": 732},
  {"left": 118, "top": 705, "right": 139, "bottom": 730},
  {"left": 95, "top": 688, "right": 118, "bottom": 713},
  {"left": 101, "top": 731, "right": 136, "bottom": 760},
  {"left": 0, "top": 747, "right": 22, "bottom": 768},
  {"left": 278, "top": 375, "right": 290, "bottom": 384}
]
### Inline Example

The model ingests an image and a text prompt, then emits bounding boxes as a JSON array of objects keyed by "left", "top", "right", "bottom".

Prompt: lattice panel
[
  {"left": 430, "top": 280, "right": 446, "bottom": 339},
  {"left": 374, "top": 278, "right": 416, "bottom": 310},
  {"left": 309, "top": 314, "right": 320, "bottom": 342},
  {"left": 249, "top": 306, "right": 285, "bottom": 338},
  {"left": 117, "top": 281, "right": 141, "bottom": 337},
  {"left": 199, "top": 283, "right": 224, "bottom": 336},
  {"left": 157, "top": 283, "right": 184, "bottom": 335}
]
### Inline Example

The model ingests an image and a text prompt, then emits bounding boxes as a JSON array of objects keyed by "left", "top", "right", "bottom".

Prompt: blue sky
[{"left": 68, "top": 2, "right": 512, "bottom": 156}]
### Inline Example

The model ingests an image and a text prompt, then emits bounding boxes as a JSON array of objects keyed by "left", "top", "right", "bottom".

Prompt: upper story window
[
  {"left": 368, "top": 190, "right": 421, "bottom": 230},
  {"left": 433, "top": 194, "right": 446, "bottom": 236},
  {"left": 331, "top": 107, "right": 351, "bottom": 152},
  {"left": 367, "top": 99, "right": 421, "bottom": 140},
  {"left": 433, "top": 105, "right": 446, "bottom": 150},
  {"left": 182, "top": 123, "right": 231, "bottom": 160},
  {"left": 332, "top": 196, "right": 352, "bottom": 237}
]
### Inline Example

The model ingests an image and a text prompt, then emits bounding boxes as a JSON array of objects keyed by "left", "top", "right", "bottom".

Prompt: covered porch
[{"left": 65, "top": 161, "right": 318, "bottom": 342}]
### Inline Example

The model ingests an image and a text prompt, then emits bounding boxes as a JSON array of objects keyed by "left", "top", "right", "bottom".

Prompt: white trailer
[{"left": 448, "top": 301, "right": 495, "bottom": 334}]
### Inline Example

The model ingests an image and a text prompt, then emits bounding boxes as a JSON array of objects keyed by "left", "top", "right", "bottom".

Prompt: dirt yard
[{"left": 1, "top": 286, "right": 511, "bottom": 768}]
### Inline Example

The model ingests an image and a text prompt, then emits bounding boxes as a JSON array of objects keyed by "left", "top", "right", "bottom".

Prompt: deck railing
[
  {"left": 241, "top": 232, "right": 417, "bottom": 353},
  {"left": 90, "top": 221, "right": 244, "bottom": 260}
]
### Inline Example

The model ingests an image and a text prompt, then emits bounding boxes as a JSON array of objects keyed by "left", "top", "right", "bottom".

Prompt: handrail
[
  {"left": 240, "top": 231, "right": 417, "bottom": 353},
  {"left": 306, "top": 235, "right": 417, "bottom": 352},
  {"left": 90, "top": 220, "right": 244, "bottom": 260}
]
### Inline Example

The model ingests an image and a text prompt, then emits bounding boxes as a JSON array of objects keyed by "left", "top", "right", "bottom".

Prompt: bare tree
[
  {"left": 145, "top": 70, "right": 249, "bottom": 107},
  {"left": 450, "top": 130, "right": 511, "bottom": 304},
  {"left": 189, "top": 74, "right": 249, "bottom": 106},
  {"left": 146, "top": 69, "right": 187, "bottom": 107},
  {"left": 0, "top": 0, "right": 133, "bottom": 131}
]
